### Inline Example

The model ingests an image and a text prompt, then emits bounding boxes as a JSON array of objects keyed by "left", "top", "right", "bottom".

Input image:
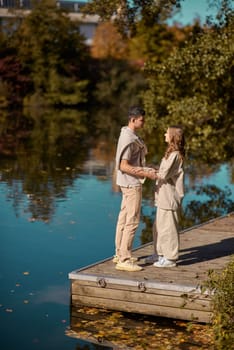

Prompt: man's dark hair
[{"left": 128, "top": 106, "right": 145, "bottom": 120}]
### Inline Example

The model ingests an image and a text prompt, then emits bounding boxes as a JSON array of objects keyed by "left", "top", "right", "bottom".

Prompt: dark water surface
[{"left": 0, "top": 114, "right": 233, "bottom": 349}]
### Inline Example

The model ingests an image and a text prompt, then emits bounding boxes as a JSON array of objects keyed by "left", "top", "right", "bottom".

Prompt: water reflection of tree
[
  {"left": 0, "top": 108, "right": 90, "bottom": 222},
  {"left": 181, "top": 185, "right": 234, "bottom": 228}
]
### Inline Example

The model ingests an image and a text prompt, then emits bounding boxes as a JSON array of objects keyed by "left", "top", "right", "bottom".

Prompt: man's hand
[
  {"left": 144, "top": 168, "right": 158, "bottom": 180},
  {"left": 120, "top": 160, "right": 157, "bottom": 180}
]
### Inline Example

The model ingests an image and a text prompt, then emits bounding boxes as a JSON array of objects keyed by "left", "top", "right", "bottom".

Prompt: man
[{"left": 113, "top": 106, "right": 157, "bottom": 272}]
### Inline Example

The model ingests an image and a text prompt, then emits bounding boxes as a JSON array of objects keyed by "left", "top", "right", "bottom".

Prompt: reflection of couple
[{"left": 113, "top": 106, "right": 185, "bottom": 272}]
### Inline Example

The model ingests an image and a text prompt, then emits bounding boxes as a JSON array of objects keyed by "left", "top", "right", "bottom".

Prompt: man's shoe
[
  {"left": 116, "top": 259, "right": 143, "bottom": 272},
  {"left": 153, "top": 257, "right": 176, "bottom": 268},
  {"left": 145, "top": 253, "right": 158, "bottom": 264},
  {"left": 112, "top": 255, "right": 119, "bottom": 263},
  {"left": 112, "top": 255, "right": 138, "bottom": 264},
  {"left": 130, "top": 256, "right": 138, "bottom": 263}
]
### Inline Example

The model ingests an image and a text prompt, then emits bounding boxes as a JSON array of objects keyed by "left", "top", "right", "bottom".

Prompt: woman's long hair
[{"left": 164, "top": 126, "right": 185, "bottom": 161}]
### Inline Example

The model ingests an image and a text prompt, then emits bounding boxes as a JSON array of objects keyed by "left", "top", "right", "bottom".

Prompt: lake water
[{"left": 0, "top": 136, "right": 233, "bottom": 349}]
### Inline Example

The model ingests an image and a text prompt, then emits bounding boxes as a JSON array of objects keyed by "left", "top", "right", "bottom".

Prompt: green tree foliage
[
  {"left": 8, "top": 0, "right": 89, "bottom": 106},
  {"left": 128, "top": 22, "right": 173, "bottom": 64},
  {"left": 143, "top": 4, "right": 234, "bottom": 162},
  {"left": 127, "top": 20, "right": 198, "bottom": 65}
]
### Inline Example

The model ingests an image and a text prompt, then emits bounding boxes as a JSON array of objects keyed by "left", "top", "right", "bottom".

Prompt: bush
[{"left": 206, "top": 256, "right": 234, "bottom": 349}]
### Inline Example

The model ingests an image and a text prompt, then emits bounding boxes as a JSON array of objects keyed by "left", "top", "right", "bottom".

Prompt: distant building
[
  {"left": 0, "top": 0, "right": 99, "bottom": 44},
  {"left": 0, "top": 0, "right": 86, "bottom": 12}
]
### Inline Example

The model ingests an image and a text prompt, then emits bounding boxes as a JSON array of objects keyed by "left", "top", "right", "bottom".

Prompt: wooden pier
[{"left": 69, "top": 213, "right": 234, "bottom": 324}]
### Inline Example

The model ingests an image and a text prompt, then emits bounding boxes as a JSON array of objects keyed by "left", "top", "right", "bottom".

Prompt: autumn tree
[{"left": 91, "top": 21, "right": 128, "bottom": 59}]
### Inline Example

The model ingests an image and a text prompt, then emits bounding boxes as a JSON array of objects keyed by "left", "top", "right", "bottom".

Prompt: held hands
[
  {"left": 143, "top": 167, "right": 158, "bottom": 180},
  {"left": 119, "top": 160, "right": 158, "bottom": 180},
  {"left": 134, "top": 166, "right": 158, "bottom": 180}
]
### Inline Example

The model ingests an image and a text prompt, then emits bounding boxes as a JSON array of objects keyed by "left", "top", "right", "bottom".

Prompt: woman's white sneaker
[{"left": 153, "top": 257, "right": 176, "bottom": 268}]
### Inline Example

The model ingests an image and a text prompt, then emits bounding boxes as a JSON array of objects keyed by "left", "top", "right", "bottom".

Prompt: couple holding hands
[{"left": 113, "top": 106, "right": 185, "bottom": 272}]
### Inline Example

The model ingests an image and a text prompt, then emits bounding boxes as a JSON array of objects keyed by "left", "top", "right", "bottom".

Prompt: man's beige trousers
[{"left": 115, "top": 186, "right": 142, "bottom": 262}]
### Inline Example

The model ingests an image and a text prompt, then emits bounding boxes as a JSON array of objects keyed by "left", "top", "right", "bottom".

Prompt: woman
[{"left": 153, "top": 126, "right": 185, "bottom": 268}]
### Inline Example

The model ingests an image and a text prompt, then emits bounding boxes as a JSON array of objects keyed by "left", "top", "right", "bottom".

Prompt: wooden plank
[
  {"left": 71, "top": 280, "right": 211, "bottom": 300},
  {"left": 70, "top": 269, "right": 212, "bottom": 294},
  {"left": 71, "top": 285, "right": 211, "bottom": 311},
  {"left": 71, "top": 295, "right": 212, "bottom": 323},
  {"left": 70, "top": 264, "right": 211, "bottom": 290},
  {"left": 70, "top": 275, "right": 206, "bottom": 296}
]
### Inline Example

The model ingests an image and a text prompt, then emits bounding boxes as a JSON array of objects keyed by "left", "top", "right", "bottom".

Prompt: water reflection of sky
[
  {"left": 184, "top": 163, "right": 234, "bottom": 206},
  {"left": 0, "top": 163, "right": 233, "bottom": 350}
]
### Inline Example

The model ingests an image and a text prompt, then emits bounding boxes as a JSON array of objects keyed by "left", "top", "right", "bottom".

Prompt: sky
[{"left": 169, "top": 0, "right": 217, "bottom": 25}]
